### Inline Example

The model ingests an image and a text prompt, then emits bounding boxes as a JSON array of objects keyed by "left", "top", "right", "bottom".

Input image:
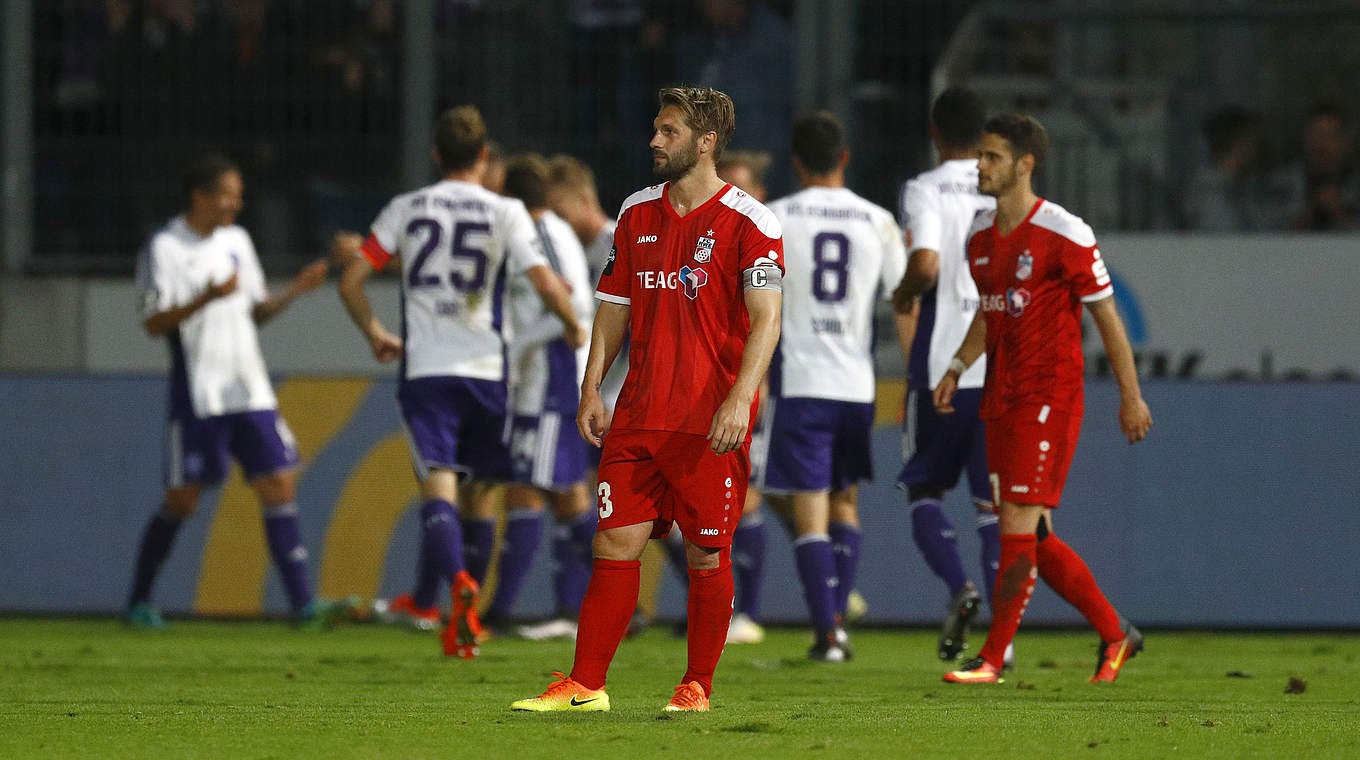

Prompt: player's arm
[
  {"left": 933, "top": 307, "right": 986, "bottom": 414},
  {"left": 708, "top": 286, "right": 781, "bottom": 455},
  {"left": 252, "top": 259, "right": 329, "bottom": 325},
  {"left": 577, "top": 300, "right": 630, "bottom": 447},
  {"left": 142, "top": 272, "right": 239, "bottom": 338},
  {"left": 525, "top": 264, "right": 588, "bottom": 349},
  {"left": 1086, "top": 296, "right": 1153, "bottom": 443},
  {"left": 334, "top": 231, "right": 402, "bottom": 363}
]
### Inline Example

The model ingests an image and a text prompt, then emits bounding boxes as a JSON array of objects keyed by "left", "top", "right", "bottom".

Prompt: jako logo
[
  {"left": 636, "top": 235, "right": 658, "bottom": 244},
  {"left": 679, "top": 265, "right": 708, "bottom": 299},
  {"left": 699, "top": 528, "right": 719, "bottom": 536}
]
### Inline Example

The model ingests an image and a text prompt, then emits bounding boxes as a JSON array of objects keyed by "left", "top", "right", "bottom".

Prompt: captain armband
[{"left": 742, "top": 265, "right": 783, "bottom": 293}]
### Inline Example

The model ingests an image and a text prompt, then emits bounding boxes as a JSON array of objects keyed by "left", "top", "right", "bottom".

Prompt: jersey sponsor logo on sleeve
[
  {"left": 1016, "top": 250, "right": 1033, "bottom": 280},
  {"left": 603, "top": 246, "right": 617, "bottom": 276}
]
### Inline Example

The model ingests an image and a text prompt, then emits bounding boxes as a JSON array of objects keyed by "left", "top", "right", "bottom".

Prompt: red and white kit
[
  {"left": 966, "top": 198, "right": 1113, "bottom": 507},
  {"left": 594, "top": 182, "right": 784, "bottom": 546}
]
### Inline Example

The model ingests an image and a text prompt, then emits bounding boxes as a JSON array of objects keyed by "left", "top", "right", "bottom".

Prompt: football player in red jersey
[
  {"left": 513, "top": 87, "right": 784, "bottom": 713},
  {"left": 934, "top": 114, "right": 1153, "bottom": 685}
]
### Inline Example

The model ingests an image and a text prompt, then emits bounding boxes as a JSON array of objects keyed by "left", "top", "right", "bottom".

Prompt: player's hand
[
  {"left": 707, "top": 394, "right": 751, "bottom": 455},
  {"left": 292, "top": 258, "right": 329, "bottom": 294},
  {"left": 367, "top": 327, "right": 403, "bottom": 363},
  {"left": 577, "top": 388, "right": 608, "bottom": 447},
  {"left": 1119, "top": 395, "right": 1152, "bottom": 444},
  {"left": 206, "top": 271, "right": 239, "bottom": 301},
  {"left": 563, "top": 320, "right": 589, "bottom": 350},
  {"left": 330, "top": 231, "right": 364, "bottom": 267},
  {"left": 933, "top": 371, "right": 959, "bottom": 414}
]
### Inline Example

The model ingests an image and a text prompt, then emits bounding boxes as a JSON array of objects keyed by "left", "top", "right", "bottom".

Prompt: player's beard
[
  {"left": 980, "top": 161, "right": 1019, "bottom": 197},
  {"left": 652, "top": 138, "right": 700, "bottom": 181}
]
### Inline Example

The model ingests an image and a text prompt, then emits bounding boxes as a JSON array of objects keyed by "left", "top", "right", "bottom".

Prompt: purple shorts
[
  {"left": 165, "top": 409, "right": 299, "bottom": 488},
  {"left": 398, "top": 376, "right": 513, "bottom": 482},
  {"left": 762, "top": 396, "right": 874, "bottom": 493},
  {"left": 509, "top": 411, "right": 589, "bottom": 491},
  {"left": 897, "top": 387, "right": 991, "bottom": 504}
]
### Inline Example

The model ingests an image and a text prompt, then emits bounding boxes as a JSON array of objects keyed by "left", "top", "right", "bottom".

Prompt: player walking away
[
  {"left": 763, "top": 112, "right": 907, "bottom": 662},
  {"left": 716, "top": 150, "right": 774, "bottom": 646},
  {"left": 892, "top": 88, "right": 1007, "bottom": 664},
  {"left": 128, "top": 153, "right": 353, "bottom": 631},
  {"left": 467, "top": 154, "right": 598, "bottom": 641},
  {"left": 936, "top": 114, "right": 1152, "bottom": 685},
  {"left": 335, "top": 107, "right": 586, "bottom": 658},
  {"left": 512, "top": 86, "right": 784, "bottom": 713}
]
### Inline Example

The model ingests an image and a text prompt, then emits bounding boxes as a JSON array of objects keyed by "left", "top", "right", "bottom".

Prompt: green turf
[{"left": 0, "top": 619, "right": 1357, "bottom": 759}]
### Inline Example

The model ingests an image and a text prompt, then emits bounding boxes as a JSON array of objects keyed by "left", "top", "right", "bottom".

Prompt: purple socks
[
  {"left": 128, "top": 507, "right": 183, "bottom": 607},
  {"left": 910, "top": 499, "right": 968, "bottom": 597},
  {"left": 263, "top": 502, "right": 312, "bottom": 611},
  {"left": 732, "top": 512, "right": 768, "bottom": 620},
  {"left": 486, "top": 508, "right": 544, "bottom": 618},
  {"left": 554, "top": 510, "right": 597, "bottom": 616},
  {"left": 793, "top": 534, "right": 839, "bottom": 633},
  {"left": 461, "top": 516, "right": 495, "bottom": 585},
  {"left": 828, "top": 521, "right": 860, "bottom": 615}
]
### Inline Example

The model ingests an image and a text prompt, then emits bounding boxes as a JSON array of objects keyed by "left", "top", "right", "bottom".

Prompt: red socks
[
  {"left": 569, "top": 559, "right": 640, "bottom": 690},
  {"left": 681, "top": 552, "right": 735, "bottom": 697},
  {"left": 1037, "top": 535, "right": 1123, "bottom": 642},
  {"left": 978, "top": 534, "right": 1038, "bottom": 668}
]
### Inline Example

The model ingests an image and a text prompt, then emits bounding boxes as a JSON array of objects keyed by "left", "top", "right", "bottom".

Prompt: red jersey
[
  {"left": 966, "top": 199, "right": 1113, "bottom": 420},
  {"left": 596, "top": 182, "right": 785, "bottom": 436}
]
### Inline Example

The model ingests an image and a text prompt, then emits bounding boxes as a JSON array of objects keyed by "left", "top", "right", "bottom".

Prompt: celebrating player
[
  {"left": 892, "top": 88, "right": 1004, "bottom": 662},
  {"left": 128, "top": 153, "right": 351, "bottom": 630},
  {"left": 472, "top": 154, "right": 598, "bottom": 640},
  {"left": 937, "top": 114, "right": 1152, "bottom": 685},
  {"left": 512, "top": 86, "right": 784, "bottom": 712},
  {"left": 335, "top": 107, "right": 586, "bottom": 658},
  {"left": 763, "top": 112, "right": 907, "bottom": 661}
]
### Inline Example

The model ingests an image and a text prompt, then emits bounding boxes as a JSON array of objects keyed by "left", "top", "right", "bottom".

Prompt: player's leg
[
  {"left": 789, "top": 489, "right": 847, "bottom": 660},
  {"left": 519, "top": 480, "right": 593, "bottom": 640},
  {"left": 563, "top": 521, "right": 651, "bottom": 690},
  {"left": 671, "top": 538, "right": 730, "bottom": 711},
  {"left": 828, "top": 487, "right": 861, "bottom": 618},
  {"left": 966, "top": 408, "right": 1002, "bottom": 608},
  {"left": 129, "top": 414, "right": 224, "bottom": 627},
  {"left": 900, "top": 389, "right": 973, "bottom": 610},
  {"left": 482, "top": 484, "right": 545, "bottom": 630},
  {"left": 127, "top": 484, "right": 200, "bottom": 629},
  {"left": 727, "top": 486, "right": 767, "bottom": 644},
  {"left": 827, "top": 401, "right": 874, "bottom": 621},
  {"left": 458, "top": 479, "right": 499, "bottom": 586}
]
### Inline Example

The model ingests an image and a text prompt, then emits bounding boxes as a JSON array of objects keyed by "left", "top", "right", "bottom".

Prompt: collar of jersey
[
  {"left": 661, "top": 182, "right": 732, "bottom": 221},
  {"left": 994, "top": 197, "right": 1044, "bottom": 241}
]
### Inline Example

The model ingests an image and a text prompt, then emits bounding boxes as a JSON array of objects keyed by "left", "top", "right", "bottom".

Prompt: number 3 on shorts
[{"left": 597, "top": 481, "right": 614, "bottom": 519}]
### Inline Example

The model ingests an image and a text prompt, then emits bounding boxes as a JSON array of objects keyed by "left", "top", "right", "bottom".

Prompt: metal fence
[{"left": 3, "top": 1, "right": 1359, "bottom": 274}]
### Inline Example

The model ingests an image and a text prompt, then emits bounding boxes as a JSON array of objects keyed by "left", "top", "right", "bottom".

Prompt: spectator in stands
[
  {"left": 1183, "top": 107, "right": 1266, "bottom": 232},
  {"left": 674, "top": 0, "right": 795, "bottom": 195},
  {"left": 1268, "top": 102, "right": 1360, "bottom": 231}
]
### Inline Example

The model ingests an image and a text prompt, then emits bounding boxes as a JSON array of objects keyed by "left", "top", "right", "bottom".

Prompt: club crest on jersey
[
  {"left": 694, "top": 234, "right": 715, "bottom": 263},
  {"left": 1016, "top": 250, "right": 1033, "bottom": 280},
  {"left": 1005, "top": 287, "right": 1032, "bottom": 317},
  {"left": 679, "top": 265, "right": 708, "bottom": 299}
]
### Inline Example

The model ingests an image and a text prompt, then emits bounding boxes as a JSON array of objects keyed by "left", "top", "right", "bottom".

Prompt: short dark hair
[
  {"left": 983, "top": 113, "right": 1048, "bottom": 169},
  {"left": 435, "top": 105, "right": 488, "bottom": 172},
  {"left": 791, "top": 111, "right": 847, "bottom": 174},
  {"left": 502, "top": 153, "right": 550, "bottom": 210},
  {"left": 932, "top": 88, "right": 987, "bottom": 150},
  {"left": 1308, "top": 100, "right": 1348, "bottom": 127},
  {"left": 183, "top": 152, "right": 239, "bottom": 203},
  {"left": 658, "top": 86, "right": 737, "bottom": 159}
]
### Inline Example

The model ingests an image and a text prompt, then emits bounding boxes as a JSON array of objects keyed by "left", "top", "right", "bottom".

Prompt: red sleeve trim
[{"left": 360, "top": 233, "right": 392, "bottom": 271}]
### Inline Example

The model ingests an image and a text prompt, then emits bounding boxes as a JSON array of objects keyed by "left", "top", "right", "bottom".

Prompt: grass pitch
[{"left": 0, "top": 619, "right": 1357, "bottom": 759}]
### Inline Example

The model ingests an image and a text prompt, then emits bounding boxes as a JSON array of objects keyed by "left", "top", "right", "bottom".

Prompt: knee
[
  {"left": 253, "top": 472, "right": 296, "bottom": 505},
  {"left": 164, "top": 488, "right": 200, "bottom": 517},
  {"left": 592, "top": 528, "right": 644, "bottom": 562},
  {"left": 684, "top": 542, "right": 725, "bottom": 571}
]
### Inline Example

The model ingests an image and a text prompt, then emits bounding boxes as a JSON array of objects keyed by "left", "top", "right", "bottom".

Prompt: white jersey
[
  {"left": 899, "top": 159, "right": 994, "bottom": 390},
  {"left": 768, "top": 186, "right": 907, "bottom": 403},
  {"left": 363, "top": 179, "right": 547, "bottom": 382},
  {"left": 507, "top": 211, "right": 594, "bottom": 415},
  {"left": 135, "top": 216, "right": 276, "bottom": 418},
  {"left": 584, "top": 220, "right": 616, "bottom": 282}
]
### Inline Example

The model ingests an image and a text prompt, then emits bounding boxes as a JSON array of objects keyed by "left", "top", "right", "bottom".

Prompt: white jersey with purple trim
[
  {"left": 362, "top": 179, "right": 547, "bottom": 382},
  {"left": 767, "top": 186, "right": 906, "bottom": 403},
  {"left": 899, "top": 159, "right": 994, "bottom": 390},
  {"left": 506, "top": 210, "right": 594, "bottom": 415},
  {"left": 135, "top": 215, "right": 276, "bottom": 417}
]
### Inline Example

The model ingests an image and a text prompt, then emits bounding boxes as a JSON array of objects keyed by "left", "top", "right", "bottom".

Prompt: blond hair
[{"left": 658, "top": 86, "right": 736, "bottom": 159}]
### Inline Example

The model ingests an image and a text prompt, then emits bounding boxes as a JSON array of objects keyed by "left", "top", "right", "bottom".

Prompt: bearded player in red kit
[
  {"left": 936, "top": 113, "right": 1153, "bottom": 685},
  {"left": 512, "top": 86, "right": 784, "bottom": 712}
]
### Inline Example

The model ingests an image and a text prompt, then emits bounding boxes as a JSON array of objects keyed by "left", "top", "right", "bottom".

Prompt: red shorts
[
  {"left": 985, "top": 404, "right": 1082, "bottom": 508},
  {"left": 595, "top": 429, "right": 750, "bottom": 548}
]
